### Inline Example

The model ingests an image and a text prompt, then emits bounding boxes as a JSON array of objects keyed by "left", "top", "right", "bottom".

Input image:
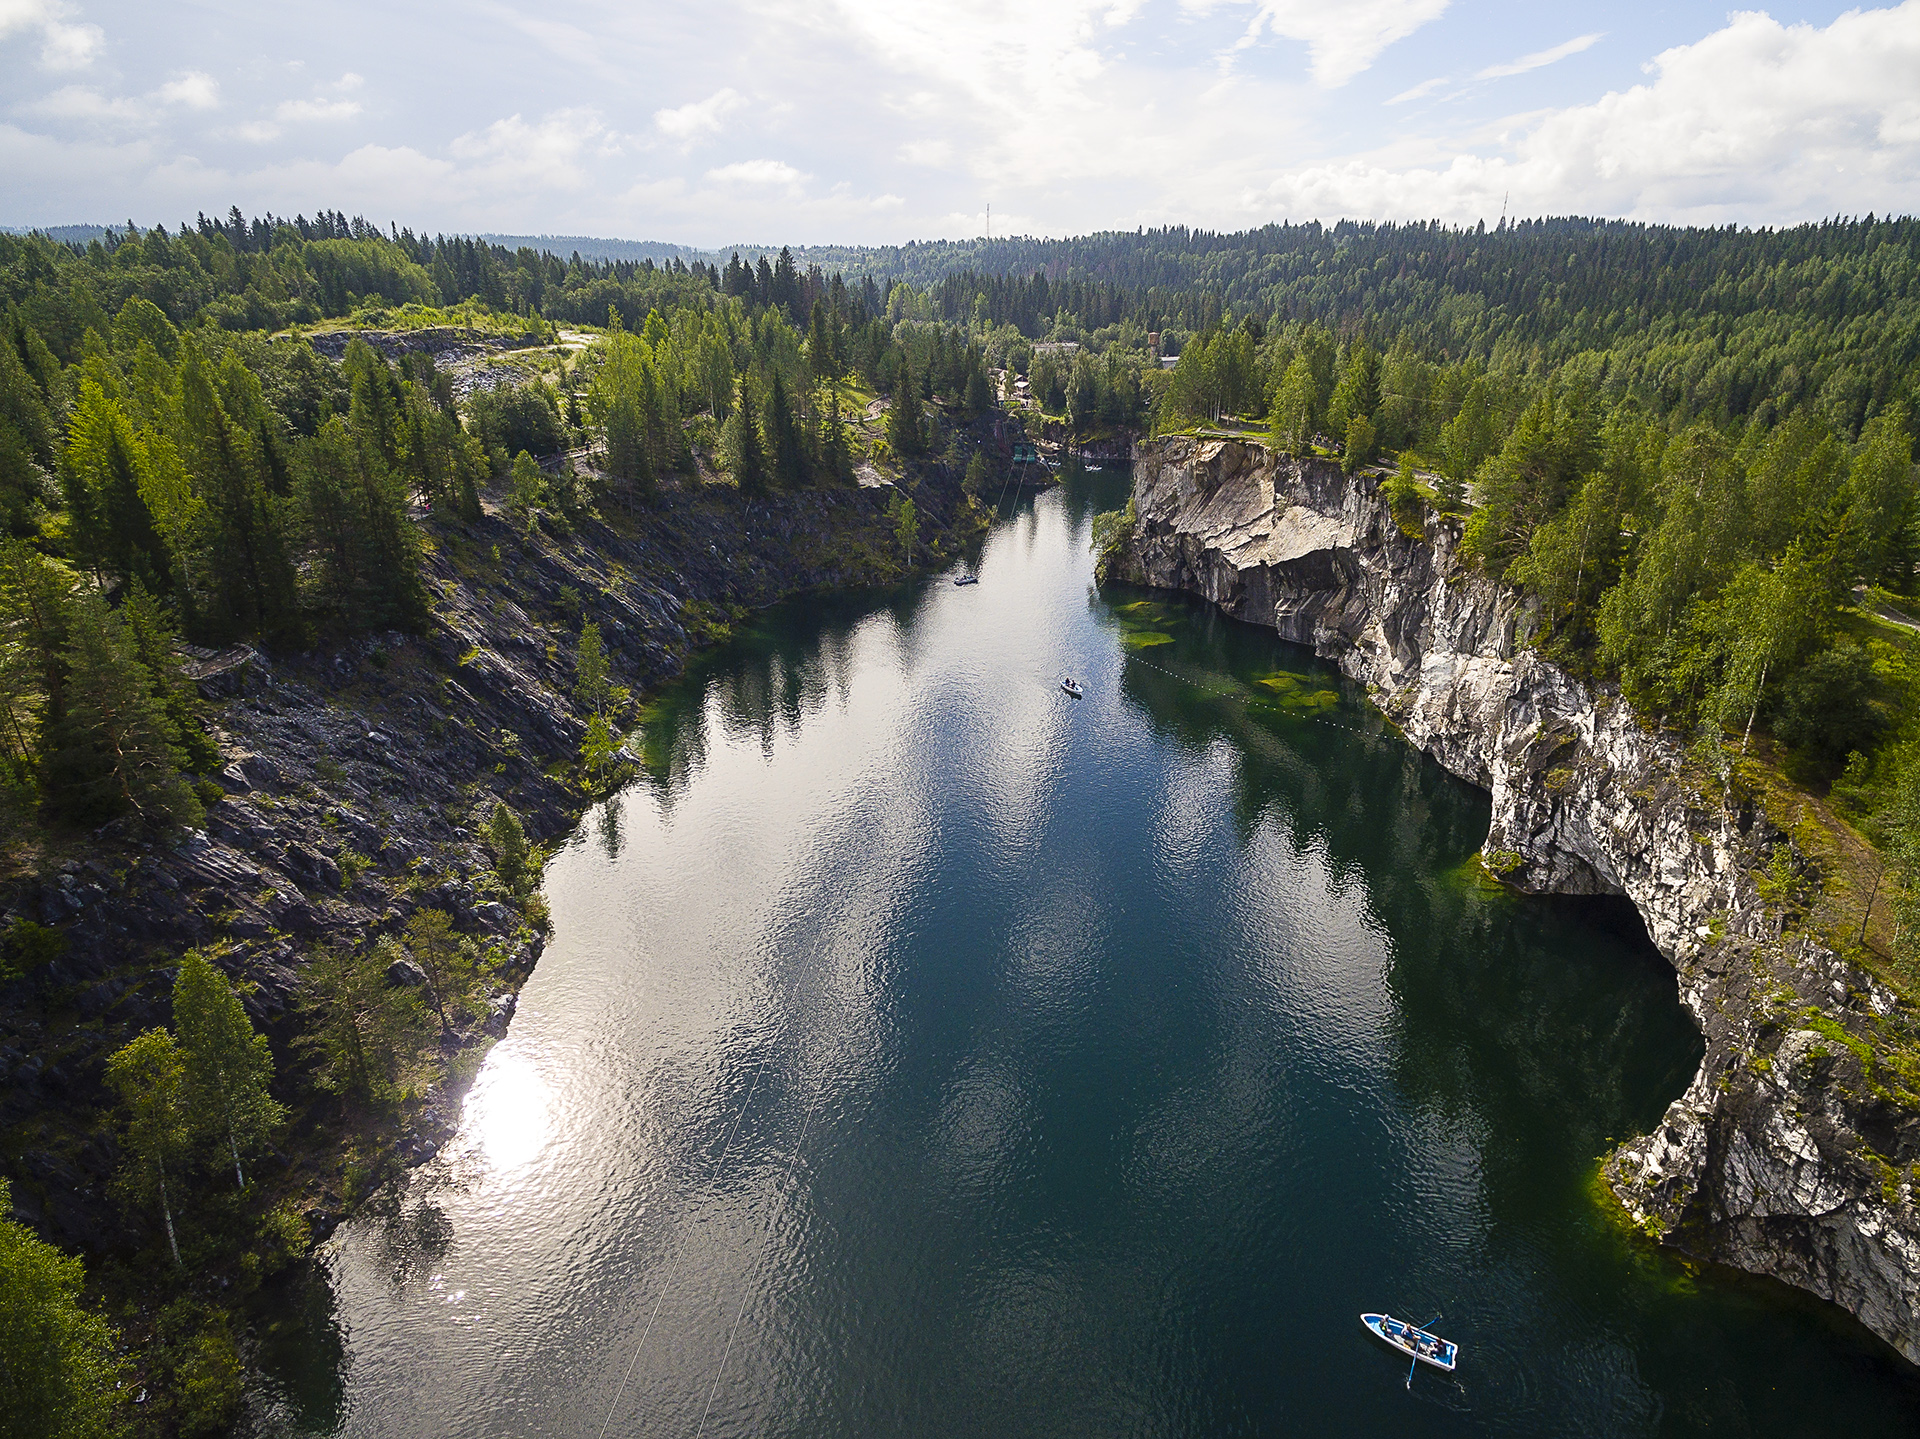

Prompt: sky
[{"left": 3, "top": 0, "right": 1919, "bottom": 246}]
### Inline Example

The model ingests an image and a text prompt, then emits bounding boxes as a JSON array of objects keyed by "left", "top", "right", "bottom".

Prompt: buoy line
[{"left": 596, "top": 1055, "right": 774, "bottom": 1439}]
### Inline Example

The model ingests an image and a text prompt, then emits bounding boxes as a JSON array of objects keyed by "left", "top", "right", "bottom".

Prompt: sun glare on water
[{"left": 463, "top": 1047, "right": 555, "bottom": 1172}]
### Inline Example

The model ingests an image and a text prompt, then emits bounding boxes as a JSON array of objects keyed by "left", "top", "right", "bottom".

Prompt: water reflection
[{"left": 249, "top": 472, "right": 1920, "bottom": 1437}]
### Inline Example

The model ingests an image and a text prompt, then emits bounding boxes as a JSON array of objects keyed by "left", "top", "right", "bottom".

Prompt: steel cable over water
[
  {"left": 595, "top": 1054, "right": 773, "bottom": 1439},
  {"left": 693, "top": 1075, "right": 830, "bottom": 1438}
]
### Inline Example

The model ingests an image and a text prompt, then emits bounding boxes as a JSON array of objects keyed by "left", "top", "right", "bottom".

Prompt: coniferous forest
[{"left": 3, "top": 207, "right": 1920, "bottom": 1434}]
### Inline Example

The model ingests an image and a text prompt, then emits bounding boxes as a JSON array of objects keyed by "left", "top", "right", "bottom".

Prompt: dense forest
[{"left": 3, "top": 205, "right": 1920, "bottom": 1434}]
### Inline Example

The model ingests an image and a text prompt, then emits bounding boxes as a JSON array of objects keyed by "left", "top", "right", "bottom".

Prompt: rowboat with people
[{"left": 1362, "top": 1312, "right": 1457, "bottom": 1380}]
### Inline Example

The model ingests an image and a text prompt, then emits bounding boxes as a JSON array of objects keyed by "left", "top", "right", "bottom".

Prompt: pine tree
[
  {"left": 298, "top": 943, "right": 430, "bottom": 1107},
  {"left": 104, "top": 1029, "right": 191, "bottom": 1270},
  {"left": 43, "top": 591, "right": 202, "bottom": 827},
  {"left": 172, "top": 950, "right": 283, "bottom": 1190},
  {"left": 404, "top": 908, "right": 479, "bottom": 1038}
]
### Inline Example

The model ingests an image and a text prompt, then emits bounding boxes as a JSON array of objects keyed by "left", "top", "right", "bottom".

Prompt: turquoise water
[{"left": 249, "top": 472, "right": 1920, "bottom": 1435}]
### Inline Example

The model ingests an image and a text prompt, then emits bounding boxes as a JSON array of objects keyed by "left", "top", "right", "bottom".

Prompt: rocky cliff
[
  {"left": 1116, "top": 436, "right": 1920, "bottom": 1363},
  {"left": 1, "top": 468, "right": 974, "bottom": 1257}
]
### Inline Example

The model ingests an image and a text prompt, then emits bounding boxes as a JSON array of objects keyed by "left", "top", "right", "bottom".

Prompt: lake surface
[{"left": 250, "top": 470, "right": 1920, "bottom": 1436}]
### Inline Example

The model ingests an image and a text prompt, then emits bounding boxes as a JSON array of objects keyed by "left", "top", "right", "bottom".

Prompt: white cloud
[
  {"left": 1386, "top": 76, "right": 1445, "bottom": 105},
  {"left": 899, "top": 139, "right": 952, "bottom": 166},
  {"left": 1245, "top": 4, "right": 1920, "bottom": 225},
  {"left": 275, "top": 97, "right": 360, "bottom": 123},
  {"left": 654, "top": 87, "right": 746, "bottom": 142},
  {"left": 155, "top": 71, "right": 218, "bottom": 110},
  {"left": 23, "top": 71, "right": 215, "bottom": 127},
  {"left": 448, "top": 108, "right": 613, "bottom": 190},
  {"left": 1188, "top": 0, "right": 1450, "bottom": 85},
  {"left": 1474, "top": 31, "right": 1604, "bottom": 81},
  {"left": 23, "top": 83, "right": 141, "bottom": 123},
  {"left": 705, "top": 158, "right": 807, "bottom": 187},
  {"left": 0, "top": 0, "right": 102, "bottom": 70}
]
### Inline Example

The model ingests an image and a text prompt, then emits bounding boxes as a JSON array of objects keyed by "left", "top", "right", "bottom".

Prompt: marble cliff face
[{"left": 1117, "top": 436, "right": 1920, "bottom": 1363}]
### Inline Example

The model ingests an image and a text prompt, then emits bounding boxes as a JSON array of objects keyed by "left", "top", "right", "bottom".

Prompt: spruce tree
[
  {"left": 119, "top": 579, "right": 218, "bottom": 773},
  {"left": 172, "top": 950, "right": 283, "bottom": 1190},
  {"left": 43, "top": 591, "right": 202, "bottom": 827},
  {"left": 889, "top": 358, "right": 925, "bottom": 458},
  {"left": 487, "top": 802, "right": 531, "bottom": 894},
  {"left": 765, "top": 372, "right": 807, "bottom": 489},
  {"left": 62, "top": 381, "right": 174, "bottom": 595},
  {"left": 0, "top": 324, "right": 57, "bottom": 538},
  {"left": 819, "top": 395, "right": 856, "bottom": 486},
  {"left": 722, "top": 381, "right": 770, "bottom": 496},
  {"left": 177, "top": 341, "right": 299, "bottom": 642}
]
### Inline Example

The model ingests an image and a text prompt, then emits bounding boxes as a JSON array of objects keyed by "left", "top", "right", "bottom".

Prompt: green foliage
[
  {"left": 580, "top": 711, "right": 619, "bottom": 784},
  {"left": 887, "top": 358, "right": 926, "bottom": 458},
  {"left": 0, "top": 918, "right": 64, "bottom": 982},
  {"left": 43, "top": 589, "right": 203, "bottom": 828},
  {"left": 1267, "top": 356, "right": 1316, "bottom": 453},
  {"left": 1090, "top": 497, "right": 1138, "bottom": 584},
  {"left": 721, "top": 380, "right": 769, "bottom": 495},
  {"left": 297, "top": 942, "right": 432, "bottom": 1107},
  {"left": 508, "top": 450, "right": 546, "bottom": 524},
  {"left": 1382, "top": 457, "right": 1423, "bottom": 536},
  {"left": 172, "top": 950, "right": 284, "bottom": 1189},
  {"left": 1341, "top": 414, "right": 1376, "bottom": 474},
  {"left": 403, "top": 907, "right": 481, "bottom": 1036},
  {"left": 103, "top": 1027, "right": 191, "bottom": 1269},
  {"left": 888, "top": 492, "right": 919, "bottom": 565},
  {"left": 149, "top": 1300, "right": 242, "bottom": 1437},
  {"left": 573, "top": 618, "right": 608, "bottom": 713},
  {"left": 467, "top": 383, "right": 565, "bottom": 462},
  {"left": 0, "top": 1180, "right": 124, "bottom": 1439},
  {"left": 487, "top": 801, "right": 531, "bottom": 894}
]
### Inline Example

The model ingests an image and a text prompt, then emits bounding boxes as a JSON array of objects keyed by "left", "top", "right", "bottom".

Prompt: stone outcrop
[{"left": 1117, "top": 435, "right": 1920, "bottom": 1362}]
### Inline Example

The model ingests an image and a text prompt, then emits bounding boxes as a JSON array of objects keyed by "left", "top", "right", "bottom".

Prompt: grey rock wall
[{"left": 1118, "top": 435, "right": 1920, "bottom": 1363}]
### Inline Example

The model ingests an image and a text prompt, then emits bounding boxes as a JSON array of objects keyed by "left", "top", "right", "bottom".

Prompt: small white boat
[
  {"left": 1362, "top": 1313, "right": 1457, "bottom": 1373},
  {"left": 954, "top": 574, "right": 980, "bottom": 586},
  {"left": 1060, "top": 678, "right": 1083, "bottom": 698}
]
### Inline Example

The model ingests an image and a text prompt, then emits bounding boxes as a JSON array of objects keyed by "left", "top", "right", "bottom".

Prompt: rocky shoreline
[
  {"left": 1114, "top": 435, "right": 1920, "bottom": 1364},
  {"left": 1, "top": 468, "right": 973, "bottom": 1259}
]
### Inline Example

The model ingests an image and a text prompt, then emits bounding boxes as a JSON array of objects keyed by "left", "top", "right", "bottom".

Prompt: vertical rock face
[{"left": 1118, "top": 435, "right": 1920, "bottom": 1363}]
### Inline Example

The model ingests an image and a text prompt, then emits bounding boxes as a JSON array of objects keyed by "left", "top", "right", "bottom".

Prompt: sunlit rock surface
[{"left": 1118, "top": 435, "right": 1920, "bottom": 1364}]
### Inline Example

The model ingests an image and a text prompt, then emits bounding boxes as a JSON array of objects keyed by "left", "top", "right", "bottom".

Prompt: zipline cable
[{"left": 596, "top": 1054, "right": 773, "bottom": 1439}]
